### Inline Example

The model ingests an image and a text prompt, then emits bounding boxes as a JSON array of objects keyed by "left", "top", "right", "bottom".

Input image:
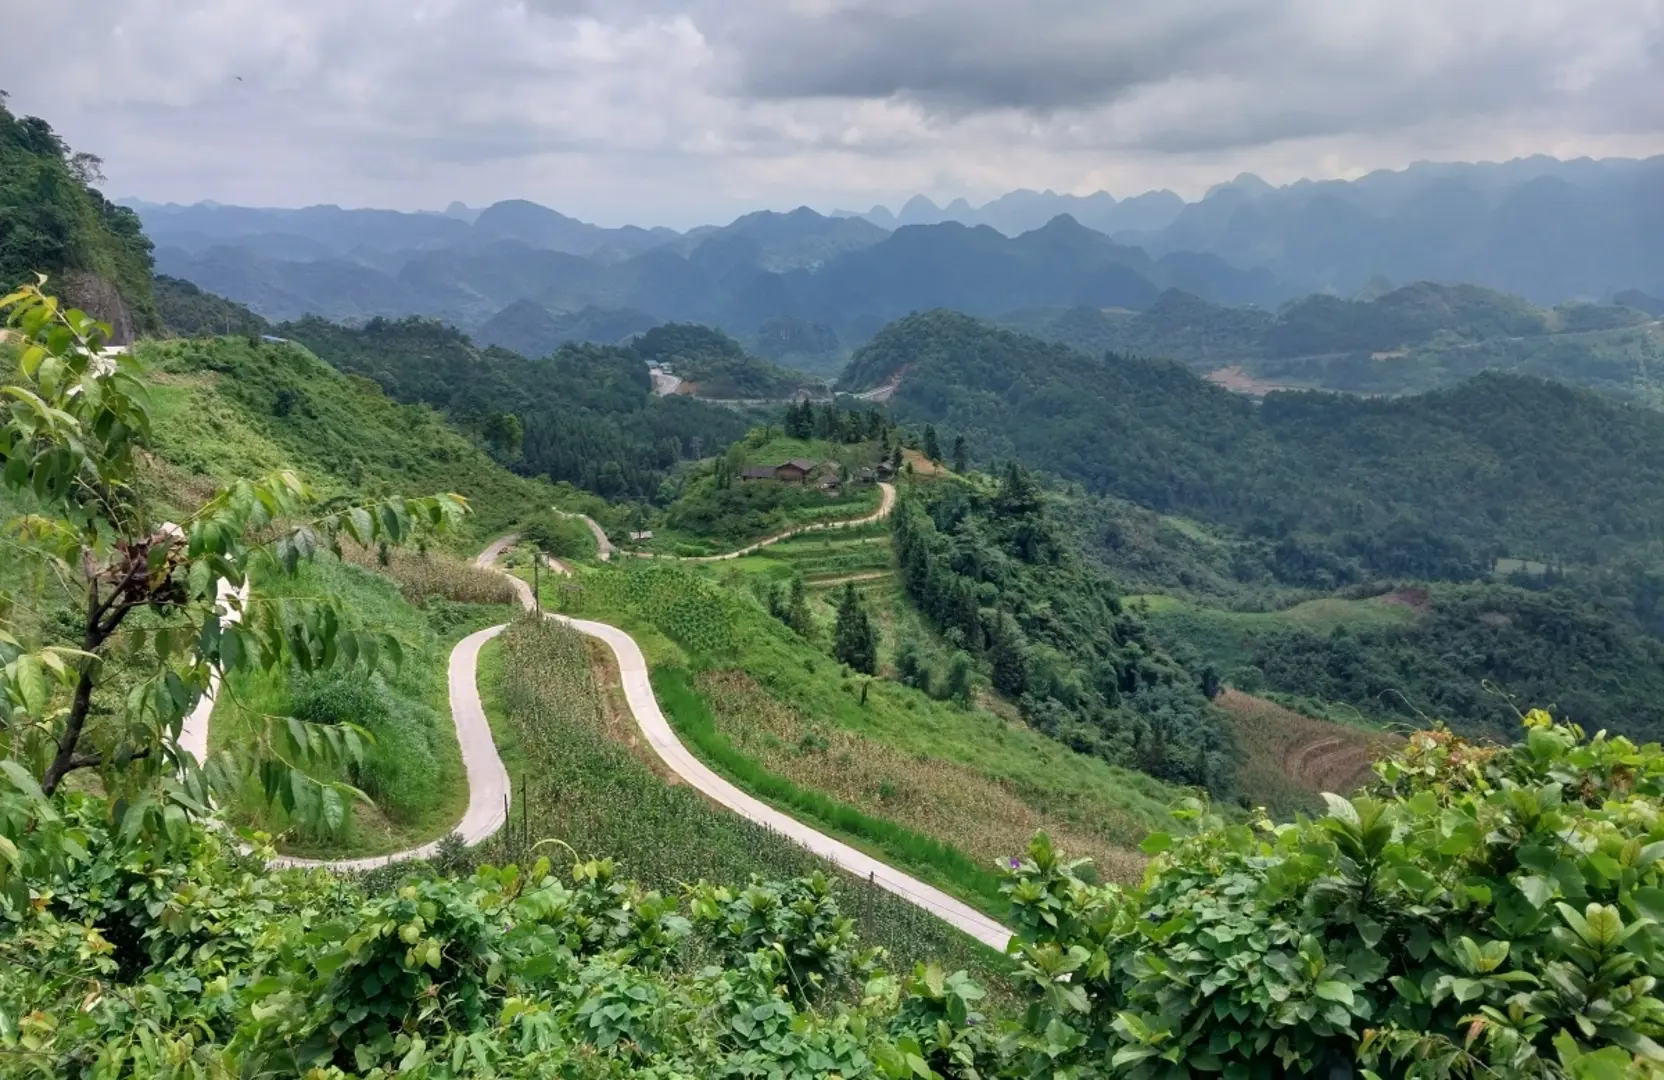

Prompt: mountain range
[{"left": 132, "top": 153, "right": 1664, "bottom": 367}]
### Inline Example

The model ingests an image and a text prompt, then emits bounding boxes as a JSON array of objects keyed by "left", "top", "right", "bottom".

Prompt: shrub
[
  {"left": 1000, "top": 710, "right": 1664, "bottom": 1078},
  {"left": 522, "top": 511, "right": 594, "bottom": 560}
]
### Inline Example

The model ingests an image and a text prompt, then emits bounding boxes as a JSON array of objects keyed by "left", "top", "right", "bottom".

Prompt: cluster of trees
[
  {"left": 1234, "top": 585, "right": 1664, "bottom": 742},
  {"left": 782, "top": 398, "right": 891, "bottom": 443},
  {"left": 280, "top": 315, "right": 753, "bottom": 499},
  {"left": 847, "top": 311, "right": 1664, "bottom": 582},
  {"left": 0, "top": 96, "right": 157, "bottom": 334},
  {"left": 153, "top": 273, "right": 271, "bottom": 337},
  {"left": 890, "top": 467, "right": 1231, "bottom": 788}
]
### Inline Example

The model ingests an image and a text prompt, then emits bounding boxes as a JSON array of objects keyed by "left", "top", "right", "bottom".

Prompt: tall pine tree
[{"left": 833, "top": 583, "right": 878, "bottom": 674}]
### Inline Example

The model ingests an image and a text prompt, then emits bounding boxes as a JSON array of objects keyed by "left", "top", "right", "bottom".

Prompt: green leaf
[
  {"left": 1313, "top": 981, "right": 1354, "bottom": 1006},
  {"left": 12, "top": 653, "right": 46, "bottom": 715},
  {"left": 322, "top": 786, "right": 345, "bottom": 833},
  {"left": 1321, "top": 793, "right": 1361, "bottom": 828},
  {"left": 0, "top": 760, "right": 45, "bottom": 802},
  {"left": 1140, "top": 832, "right": 1172, "bottom": 855},
  {"left": 1517, "top": 874, "right": 1555, "bottom": 909}
]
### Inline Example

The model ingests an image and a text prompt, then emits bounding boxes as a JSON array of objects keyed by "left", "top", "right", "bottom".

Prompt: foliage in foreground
[
  {"left": 3, "top": 710, "right": 1662, "bottom": 1077},
  {"left": 1001, "top": 711, "right": 1664, "bottom": 1079}
]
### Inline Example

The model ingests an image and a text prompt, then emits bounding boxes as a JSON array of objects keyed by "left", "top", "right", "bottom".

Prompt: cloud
[
  {"left": 4, "top": 0, "right": 1662, "bottom": 223},
  {"left": 710, "top": 0, "right": 1664, "bottom": 150}
]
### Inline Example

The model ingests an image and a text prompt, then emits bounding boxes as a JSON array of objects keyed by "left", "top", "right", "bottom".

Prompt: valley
[{"left": 5, "top": 84, "right": 1664, "bottom": 1077}]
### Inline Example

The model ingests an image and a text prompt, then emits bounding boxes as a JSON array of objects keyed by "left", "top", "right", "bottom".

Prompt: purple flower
[{"left": 1008, "top": 858, "right": 1021, "bottom": 869}]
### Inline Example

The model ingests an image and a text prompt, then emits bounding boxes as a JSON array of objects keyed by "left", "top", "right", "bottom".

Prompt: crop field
[
  {"left": 695, "top": 669, "right": 1149, "bottom": 884},
  {"left": 1213, "top": 690, "right": 1398, "bottom": 818},
  {"left": 547, "top": 561, "right": 1179, "bottom": 885},
  {"left": 479, "top": 617, "right": 1006, "bottom": 981}
]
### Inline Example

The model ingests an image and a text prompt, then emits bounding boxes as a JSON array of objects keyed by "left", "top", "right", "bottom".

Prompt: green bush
[
  {"left": 999, "top": 709, "right": 1664, "bottom": 1078},
  {"left": 290, "top": 670, "right": 442, "bottom": 819},
  {"left": 522, "top": 511, "right": 594, "bottom": 560}
]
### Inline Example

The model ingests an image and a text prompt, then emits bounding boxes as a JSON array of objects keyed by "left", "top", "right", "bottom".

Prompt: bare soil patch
[
  {"left": 1204, "top": 365, "right": 1299, "bottom": 397},
  {"left": 1379, "top": 587, "right": 1430, "bottom": 610}
]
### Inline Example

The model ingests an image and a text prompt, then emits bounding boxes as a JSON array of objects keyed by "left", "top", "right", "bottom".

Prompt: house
[
  {"left": 776, "top": 458, "right": 816, "bottom": 483},
  {"left": 740, "top": 458, "right": 821, "bottom": 483},
  {"left": 875, "top": 460, "right": 896, "bottom": 480}
]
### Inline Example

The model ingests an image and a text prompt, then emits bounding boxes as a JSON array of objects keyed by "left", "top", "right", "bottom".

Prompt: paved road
[
  {"left": 554, "top": 511, "right": 614, "bottom": 561},
  {"left": 269, "top": 625, "right": 511, "bottom": 871},
  {"left": 632, "top": 482, "right": 895, "bottom": 563},
  {"left": 187, "top": 574, "right": 512, "bottom": 873},
  {"left": 482, "top": 538, "right": 1012, "bottom": 952}
]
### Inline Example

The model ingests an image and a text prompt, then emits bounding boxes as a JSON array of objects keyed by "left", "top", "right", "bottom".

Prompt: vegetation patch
[
  {"left": 209, "top": 555, "right": 503, "bottom": 857},
  {"left": 651, "top": 667, "right": 1009, "bottom": 914},
  {"left": 698, "top": 669, "right": 1147, "bottom": 883},
  {"left": 482, "top": 617, "right": 1002, "bottom": 977},
  {"left": 1212, "top": 689, "right": 1398, "bottom": 818}
]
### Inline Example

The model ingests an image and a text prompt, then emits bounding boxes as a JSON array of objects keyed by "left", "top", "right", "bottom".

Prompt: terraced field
[{"left": 1214, "top": 689, "right": 1398, "bottom": 817}]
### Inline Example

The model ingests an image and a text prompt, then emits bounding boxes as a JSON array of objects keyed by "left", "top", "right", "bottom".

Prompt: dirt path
[
  {"left": 807, "top": 570, "right": 891, "bottom": 588},
  {"left": 632, "top": 482, "right": 895, "bottom": 563}
]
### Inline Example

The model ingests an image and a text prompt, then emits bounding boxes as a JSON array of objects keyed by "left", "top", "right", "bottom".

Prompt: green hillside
[
  {"left": 0, "top": 98, "right": 157, "bottom": 335},
  {"left": 632, "top": 322, "right": 820, "bottom": 398},
  {"left": 840, "top": 311, "right": 1664, "bottom": 578},
  {"left": 1006, "top": 282, "right": 1664, "bottom": 405},
  {"left": 154, "top": 273, "right": 270, "bottom": 337},
  {"left": 280, "top": 315, "right": 753, "bottom": 498},
  {"left": 141, "top": 335, "right": 558, "bottom": 545}
]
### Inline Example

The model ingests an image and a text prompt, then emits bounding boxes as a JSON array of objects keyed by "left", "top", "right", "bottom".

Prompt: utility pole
[{"left": 533, "top": 553, "right": 541, "bottom": 616}]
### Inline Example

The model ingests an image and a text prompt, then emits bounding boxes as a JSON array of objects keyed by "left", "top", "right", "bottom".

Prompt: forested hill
[
  {"left": 0, "top": 99, "right": 157, "bottom": 338},
  {"left": 281, "top": 315, "right": 751, "bottom": 498},
  {"left": 1002, "top": 282, "right": 1664, "bottom": 405},
  {"left": 840, "top": 311, "right": 1664, "bottom": 577}
]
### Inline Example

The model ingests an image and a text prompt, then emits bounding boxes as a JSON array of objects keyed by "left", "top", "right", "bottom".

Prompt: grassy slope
[
  {"left": 207, "top": 556, "right": 505, "bottom": 857},
  {"left": 140, "top": 336, "right": 560, "bottom": 547},
  {"left": 478, "top": 618, "right": 1007, "bottom": 984},
  {"left": 541, "top": 552, "right": 1181, "bottom": 912}
]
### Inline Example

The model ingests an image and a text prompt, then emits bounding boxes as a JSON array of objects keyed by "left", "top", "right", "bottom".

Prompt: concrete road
[
  {"left": 632, "top": 482, "right": 895, "bottom": 563},
  {"left": 484, "top": 535, "right": 1013, "bottom": 952}
]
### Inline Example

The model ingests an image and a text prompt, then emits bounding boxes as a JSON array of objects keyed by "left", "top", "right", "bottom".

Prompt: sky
[{"left": 9, "top": 0, "right": 1664, "bottom": 229}]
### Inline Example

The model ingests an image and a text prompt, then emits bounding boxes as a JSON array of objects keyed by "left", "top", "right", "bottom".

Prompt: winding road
[
  {"left": 631, "top": 481, "right": 894, "bottom": 563},
  {"left": 191, "top": 493, "right": 1011, "bottom": 949}
]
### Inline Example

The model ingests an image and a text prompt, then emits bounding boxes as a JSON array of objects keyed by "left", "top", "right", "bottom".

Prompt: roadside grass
[
  {"left": 208, "top": 554, "right": 507, "bottom": 858},
  {"left": 545, "top": 560, "right": 1177, "bottom": 890},
  {"left": 652, "top": 667, "right": 1009, "bottom": 914},
  {"left": 479, "top": 617, "right": 1008, "bottom": 984}
]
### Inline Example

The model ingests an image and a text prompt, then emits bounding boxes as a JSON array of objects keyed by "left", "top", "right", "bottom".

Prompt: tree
[
  {"left": 987, "top": 610, "right": 1028, "bottom": 698},
  {"left": 0, "top": 284, "right": 463, "bottom": 897},
  {"left": 832, "top": 584, "right": 877, "bottom": 674},
  {"left": 943, "top": 651, "right": 975, "bottom": 707},
  {"left": 951, "top": 434, "right": 967, "bottom": 474},
  {"left": 482, "top": 411, "right": 523, "bottom": 461},
  {"left": 786, "top": 576, "right": 812, "bottom": 637},
  {"left": 923, "top": 424, "right": 941, "bottom": 463}
]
